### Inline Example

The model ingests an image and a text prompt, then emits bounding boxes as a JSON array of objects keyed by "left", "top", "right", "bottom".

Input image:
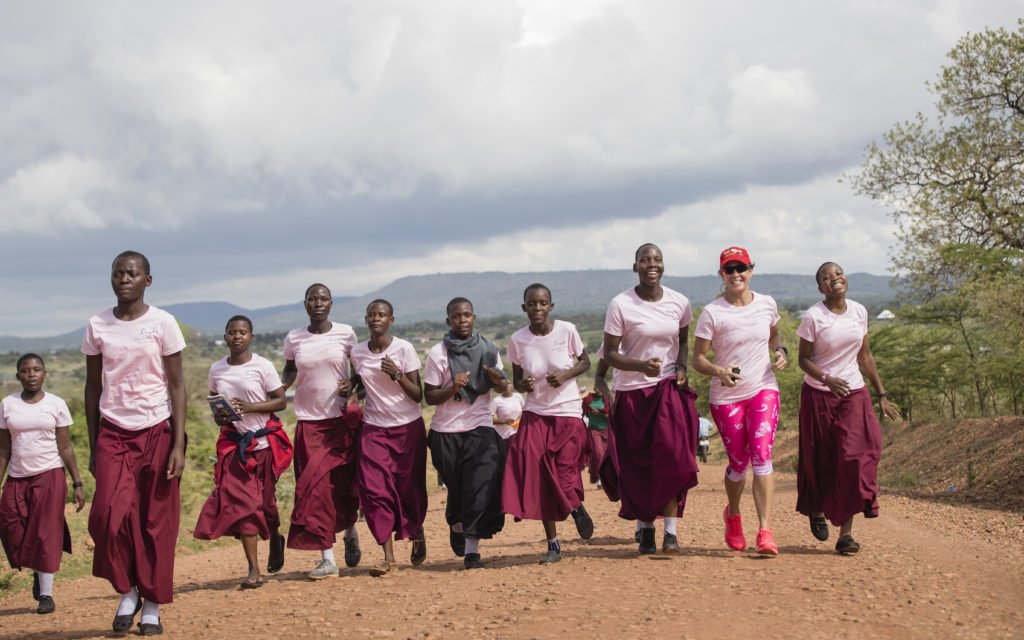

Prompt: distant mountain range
[{"left": 0, "top": 270, "right": 896, "bottom": 352}]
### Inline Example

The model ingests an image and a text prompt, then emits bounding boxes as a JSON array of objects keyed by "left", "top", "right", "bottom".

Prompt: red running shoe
[
  {"left": 724, "top": 505, "right": 746, "bottom": 551},
  {"left": 756, "top": 528, "right": 779, "bottom": 556}
]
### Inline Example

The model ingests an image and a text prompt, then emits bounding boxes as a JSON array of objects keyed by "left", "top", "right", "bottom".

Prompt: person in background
[{"left": 0, "top": 354, "right": 85, "bottom": 615}]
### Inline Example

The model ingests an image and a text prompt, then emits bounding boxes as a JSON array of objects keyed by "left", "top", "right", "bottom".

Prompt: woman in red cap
[
  {"left": 795, "top": 262, "right": 900, "bottom": 554},
  {"left": 692, "top": 246, "right": 787, "bottom": 555}
]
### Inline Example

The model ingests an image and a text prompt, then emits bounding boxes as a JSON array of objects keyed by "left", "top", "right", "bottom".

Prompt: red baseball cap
[{"left": 719, "top": 246, "right": 752, "bottom": 268}]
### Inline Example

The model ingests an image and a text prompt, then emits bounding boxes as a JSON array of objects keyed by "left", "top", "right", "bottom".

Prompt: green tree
[{"left": 853, "top": 20, "right": 1024, "bottom": 336}]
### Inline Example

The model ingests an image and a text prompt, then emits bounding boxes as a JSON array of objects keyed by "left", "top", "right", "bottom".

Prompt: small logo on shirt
[{"left": 135, "top": 327, "right": 159, "bottom": 342}]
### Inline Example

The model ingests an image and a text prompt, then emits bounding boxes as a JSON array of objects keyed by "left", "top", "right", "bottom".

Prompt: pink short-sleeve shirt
[
  {"left": 81, "top": 305, "right": 187, "bottom": 430},
  {"left": 0, "top": 392, "right": 73, "bottom": 478},
  {"left": 604, "top": 286, "right": 692, "bottom": 392},
  {"left": 694, "top": 292, "right": 781, "bottom": 404},
  {"left": 350, "top": 338, "right": 422, "bottom": 428},
  {"left": 490, "top": 393, "right": 524, "bottom": 440},
  {"left": 796, "top": 300, "right": 869, "bottom": 392},
  {"left": 283, "top": 322, "right": 357, "bottom": 421},
  {"left": 208, "top": 354, "right": 284, "bottom": 451},
  {"left": 507, "top": 320, "right": 586, "bottom": 417},
  {"left": 424, "top": 342, "right": 502, "bottom": 434}
]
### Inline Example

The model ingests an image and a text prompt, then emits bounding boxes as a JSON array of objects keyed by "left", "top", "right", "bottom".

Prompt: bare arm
[
  {"left": 281, "top": 359, "right": 298, "bottom": 391},
  {"left": 164, "top": 351, "right": 187, "bottom": 479},
  {"left": 857, "top": 334, "right": 901, "bottom": 421},
  {"left": 546, "top": 349, "right": 591, "bottom": 389},
  {"left": 425, "top": 372, "right": 468, "bottom": 406},
  {"left": 84, "top": 354, "right": 103, "bottom": 477},
  {"left": 513, "top": 363, "right": 534, "bottom": 393},
  {"left": 798, "top": 337, "right": 850, "bottom": 398},
  {"left": 0, "top": 429, "right": 10, "bottom": 485},
  {"left": 675, "top": 325, "right": 690, "bottom": 387},
  {"left": 602, "top": 332, "right": 660, "bottom": 376},
  {"left": 691, "top": 336, "right": 741, "bottom": 388},
  {"left": 233, "top": 386, "right": 287, "bottom": 416},
  {"left": 768, "top": 323, "right": 788, "bottom": 371},
  {"left": 55, "top": 427, "right": 85, "bottom": 512},
  {"left": 594, "top": 357, "right": 612, "bottom": 401}
]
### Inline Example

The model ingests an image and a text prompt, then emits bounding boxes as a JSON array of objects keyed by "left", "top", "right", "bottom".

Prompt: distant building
[{"left": 876, "top": 309, "right": 895, "bottom": 320}]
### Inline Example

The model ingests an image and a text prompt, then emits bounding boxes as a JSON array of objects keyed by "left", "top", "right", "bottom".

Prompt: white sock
[
  {"left": 140, "top": 601, "right": 160, "bottom": 626},
  {"left": 664, "top": 516, "right": 678, "bottom": 536},
  {"left": 344, "top": 525, "right": 358, "bottom": 541},
  {"left": 547, "top": 536, "right": 559, "bottom": 547},
  {"left": 37, "top": 572, "right": 54, "bottom": 597},
  {"left": 641, "top": 521, "right": 655, "bottom": 529},
  {"left": 117, "top": 588, "right": 139, "bottom": 616},
  {"left": 321, "top": 548, "right": 336, "bottom": 564},
  {"left": 635, "top": 520, "right": 643, "bottom": 532},
  {"left": 464, "top": 536, "right": 480, "bottom": 555}
]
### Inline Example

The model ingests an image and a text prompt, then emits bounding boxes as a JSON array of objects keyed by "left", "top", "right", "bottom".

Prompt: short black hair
[
  {"left": 305, "top": 282, "right": 331, "bottom": 298},
  {"left": 367, "top": 299, "right": 394, "bottom": 315},
  {"left": 446, "top": 297, "right": 473, "bottom": 315},
  {"left": 225, "top": 315, "right": 253, "bottom": 332},
  {"left": 112, "top": 250, "right": 151, "bottom": 275},
  {"left": 815, "top": 262, "right": 840, "bottom": 285},
  {"left": 523, "top": 283, "right": 552, "bottom": 302},
  {"left": 634, "top": 243, "right": 661, "bottom": 262},
  {"left": 16, "top": 353, "right": 44, "bottom": 371}
]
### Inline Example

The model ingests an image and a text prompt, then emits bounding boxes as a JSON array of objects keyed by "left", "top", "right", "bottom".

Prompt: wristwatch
[{"left": 390, "top": 370, "right": 402, "bottom": 381}]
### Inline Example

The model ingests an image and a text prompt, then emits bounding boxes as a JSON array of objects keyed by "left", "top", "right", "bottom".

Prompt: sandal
[
  {"left": 240, "top": 577, "right": 264, "bottom": 590},
  {"left": 809, "top": 514, "right": 829, "bottom": 542},
  {"left": 368, "top": 560, "right": 397, "bottom": 577}
]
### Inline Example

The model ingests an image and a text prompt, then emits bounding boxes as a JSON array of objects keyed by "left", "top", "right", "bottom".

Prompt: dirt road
[{"left": 2, "top": 465, "right": 1021, "bottom": 640}]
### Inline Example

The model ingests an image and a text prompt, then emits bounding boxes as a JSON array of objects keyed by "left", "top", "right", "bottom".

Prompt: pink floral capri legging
[{"left": 709, "top": 389, "right": 780, "bottom": 483}]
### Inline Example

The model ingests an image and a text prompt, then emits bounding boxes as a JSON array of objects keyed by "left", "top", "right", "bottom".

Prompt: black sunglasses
[{"left": 722, "top": 264, "right": 752, "bottom": 275}]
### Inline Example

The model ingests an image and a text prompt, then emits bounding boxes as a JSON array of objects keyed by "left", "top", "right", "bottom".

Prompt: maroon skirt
[
  {"left": 0, "top": 467, "right": 72, "bottom": 573},
  {"left": 358, "top": 419, "right": 428, "bottom": 545},
  {"left": 611, "top": 378, "right": 699, "bottom": 522},
  {"left": 502, "top": 412, "right": 586, "bottom": 522},
  {"left": 194, "top": 448, "right": 279, "bottom": 541},
  {"left": 586, "top": 429, "right": 608, "bottom": 485},
  {"left": 89, "top": 419, "right": 180, "bottom": 604},
  {"left": 287, "top": 416, "right": 360, "bottom": 551},
  {"left": 797, "top": 384, "right": 882, "bottom": 526}
]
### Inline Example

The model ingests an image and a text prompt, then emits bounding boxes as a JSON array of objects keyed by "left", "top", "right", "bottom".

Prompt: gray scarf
[{"left": 444, "top": 330, "right": 503, "bottom": 403}]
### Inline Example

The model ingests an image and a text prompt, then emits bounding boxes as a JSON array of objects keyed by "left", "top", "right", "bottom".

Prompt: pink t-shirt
[
  {"left": 490, "top": 392, "right": 524, "bottom": 440},
  {"left": 81, "top": 305, "right": 187, "bottom": 430},
  {"left": 424, "top": 342, "right": 503, "bottom": 434},
  {"left": 350, "top": 338, "right": 423, "bottom": 428},
  {"left": 507, "top": 320, "right": 586, "bottom": 417},
  {"left": 283, "top": 323, "right": 357, "bottom": 421},
  {"left": 0, "top": 392, "right": 73, "bottom": 478},
  {"left": 796, "top": 300, "right": 869, "bottom": 392},
  {"left": 694, "top": 292, "right": 781, "bottom": 404},
  {"left": 604, "top": 286, "right": 693, "bottom": 392},
  {"left": 208, "top": 354, "right": 284, "bottom": 451}
]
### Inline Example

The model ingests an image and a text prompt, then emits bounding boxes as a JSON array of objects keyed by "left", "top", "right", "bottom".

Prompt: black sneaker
[
  {"left": 32, "top": 572, "right": 40, "bottom": 601},
  {"left": 835, "top": 535, "right": 860, "bottom": 555},
  {"left": 638, "top": 527, "right": 657, "bottom": 554},
  {"left": 538, "top": 543, "right": 562, "bottom": 565},
  {"left": 662, "top": 532, "right": 681, "bottom": 555},
  {"left": 463, "top": 553, "right": 484, "bottom": 570},
  {"left": 634, "top": 529, "right": 642, "bottom": 543},
  {"left": 36, "top": 595, "right": 55, "bottom": 615},
  {"left": 344, "top": 535, "right": 361, "bottom": 568},
  {"left": 571, "top": 505, "right": 594, "bottom": 540},
  {"left": 267, "top": 532, "right": 285, "bottom": 574},
  {"left": 449, "top": 528, "right": 466, "bottom": 557},
  {"left": 809, "top": 515, "right": 830, "bottom": 542}
]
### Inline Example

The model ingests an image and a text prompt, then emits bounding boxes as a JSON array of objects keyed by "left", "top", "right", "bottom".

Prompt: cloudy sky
[{"left": 2, "top": 1, "right": 1022, "bottom": 336}]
